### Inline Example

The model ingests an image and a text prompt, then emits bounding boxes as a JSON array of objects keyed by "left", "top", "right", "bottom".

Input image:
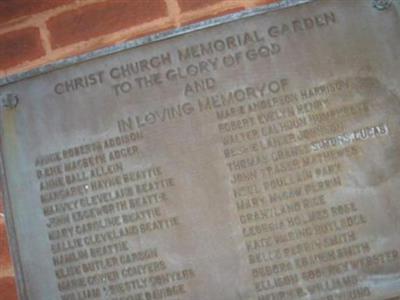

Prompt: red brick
[
  {"left": 0, "top": 276, "right": 17, "bottom": 300},
  {"left": 0, "top": 27, "right": 45, "bottom": 70},
  {"left": 47, "top": 0, "right": 167, "bottom": 49},
  {"left": 52, "top": 21, "right": 174, "bottom": 62},
  {"left": 254, "top": 0, "right": 278, "bottom": 6},
  {"left": 178, "top": 0, "right": 223, "bottom": 12},
  {"left": 0, "top": 217, "right": 12, "bottom": 271},
  {"left": 0, "top": 0, "right": 73, "bottom": 25}
]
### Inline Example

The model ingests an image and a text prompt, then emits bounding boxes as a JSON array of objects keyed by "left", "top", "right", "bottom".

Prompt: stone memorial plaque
[{"left": 1, "top": 0, "right": 400, "bottom": 299}]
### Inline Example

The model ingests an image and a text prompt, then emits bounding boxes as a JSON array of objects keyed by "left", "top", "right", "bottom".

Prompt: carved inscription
[
  {"left": 218, "top": 77, "right": 397, "bottom": 300},
  {"left": 1, "top": 1, "right": 400, "bottom": 300},
  {"left": 35, "top": 132, "right": 195, "bottom": 300}
]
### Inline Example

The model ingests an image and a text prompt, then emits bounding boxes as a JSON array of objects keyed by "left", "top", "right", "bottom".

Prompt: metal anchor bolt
[
  {"left": 1, "top": 93, "right": 19, "bottom": 109},
  {"left": 373, "top": 0, "right": 393, "bottom": 10}
]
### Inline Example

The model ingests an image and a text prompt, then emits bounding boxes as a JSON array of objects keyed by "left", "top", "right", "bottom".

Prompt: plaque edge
[
  {"left": 0, "top": 0, "right": 314, "bottom": 88},
  {"left": 0, "top": 135, "right": 30, "bottom": 300},
  {"left": 0, "top": 2, "right": 314, "bottom": 299}
]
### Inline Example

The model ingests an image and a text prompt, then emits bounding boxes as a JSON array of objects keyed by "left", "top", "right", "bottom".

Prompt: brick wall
[
  {"left": 0, "top": 0, "right": 276, "bottom": 78},
  {"left": 0, "top": 0, "right": 276, "bottom": 299}
]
